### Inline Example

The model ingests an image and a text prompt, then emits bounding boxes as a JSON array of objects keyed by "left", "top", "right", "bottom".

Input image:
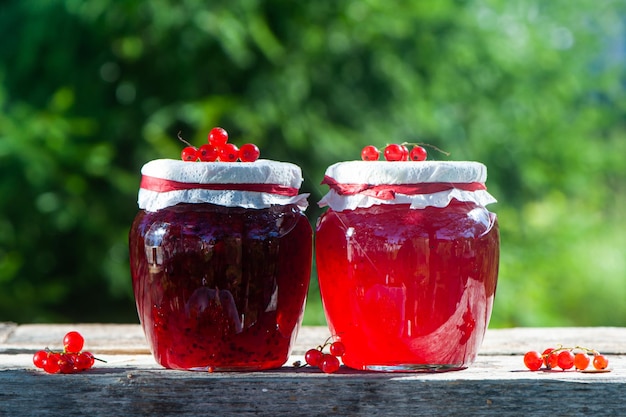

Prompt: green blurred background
[{"left": 1, "top": 0, "right": 625, "bottom": 327}]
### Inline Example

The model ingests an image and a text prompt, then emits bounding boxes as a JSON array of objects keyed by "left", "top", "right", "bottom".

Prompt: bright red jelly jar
[
  {"left": 129, "top": 159, "right": 312, "bottom": 371},
  {"left": 315, "top": 161, "right": 499, "bottom": 372}
]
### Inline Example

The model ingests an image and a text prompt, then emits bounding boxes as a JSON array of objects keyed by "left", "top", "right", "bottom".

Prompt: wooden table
[{"left": 1, "top": 323, "right": 624, "bottom": 416}]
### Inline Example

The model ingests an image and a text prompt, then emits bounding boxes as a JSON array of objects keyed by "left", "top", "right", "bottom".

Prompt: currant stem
[
  {"left": 400, "top": 142, "right": 451, "bottom": 156},
  {"left": 177, "top": 131, "right": 194, "bottom": 148}
]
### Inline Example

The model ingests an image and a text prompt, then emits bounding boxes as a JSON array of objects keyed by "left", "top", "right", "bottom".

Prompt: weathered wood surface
[{"left": 1, "top": 324, "right": 625, "bottom": 416}]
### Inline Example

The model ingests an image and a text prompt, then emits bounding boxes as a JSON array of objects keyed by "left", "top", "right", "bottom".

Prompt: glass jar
[
  {"left": 129, "top": 159, "right": 312, "bottom": 371},
  {"left": 315, "top": 161, "right": 499, "bottom": 372}
]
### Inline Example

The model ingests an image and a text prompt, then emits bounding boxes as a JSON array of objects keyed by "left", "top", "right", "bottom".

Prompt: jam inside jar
[
  {"left": 129, "top": 159, "right": 312, "bottom": 371},
  {"left": 315, "top": 161, "right": 499, "bottom": 372}
]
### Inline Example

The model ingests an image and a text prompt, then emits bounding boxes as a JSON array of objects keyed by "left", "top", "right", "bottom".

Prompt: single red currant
[
  {"left": 574, "top": 352, "right": 590, "bottom": 370},
  {"left": 409, "top": 145, "right": 427, "bottom": 161},
  {"left": 75, "top": 351, "right": 95, "bottom": 371},
  {"left": 43, "top": 353, "right": 61, "bottom": 374},
  {"left": 305, "top": 348, "right": 323, "bottom": 367},
  {"left": 593, "top": 354, "right": 609, "bottom": 370},
  {"left": 219, "top": 143, "right": 239, "bottom": 162},
  {"left": 198, "top": 144, "right": 219, "bottom": 162},
  {"left": 383, "top": 144, "right": 405, "bottom": 161},
  {"left": 63, "top": 331, "right": 85, "bottom": 353},
  {"left": 319, "top": 354, "right": 340, "bottom": 374},
  {"left": 523, "top": 351, "right": 543, "bottom": 371},
  {"left": 557, "top": 350, "right": 575, "bottom": 370},
  {"left": 58, "top": 353, "right": 77, "bottom": 374},
  {"left": 361, "top": 145, "right": 380, "bottom": 161},
  {"left": 239, "top": 143, "right": 260, "bottom": 162},
  {"left": 329, "top": 341, "right": 346, "bottom": 357},
  {"left": 33, "top": 350, "right": 48, "bottom": 369},
  {"left": 401, "top": 145, "right": 409, "bottom": 161},
  {"left": 181, "top": 146, "right": 198, "bottom": 162},
  {"left": 208, "top": 127, "right": 229, "bottom": 147},
  {"left": 542, "top": 348, "right": 558, "bottom": 369}
]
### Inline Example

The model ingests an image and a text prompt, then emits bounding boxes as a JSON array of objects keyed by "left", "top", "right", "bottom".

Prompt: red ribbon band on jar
[
  {"left": 141, "top": 175, "right": 300, "bottom": 196},
  {"left": 321, "top": 175, "right": 486, "bottom": 200}
]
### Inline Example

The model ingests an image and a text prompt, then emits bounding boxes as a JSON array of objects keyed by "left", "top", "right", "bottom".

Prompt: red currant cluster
[
  {"left": 361, "top": 144, "right": 428, "bottom": 162},
  {"left": 523, "top": 346, "right": 610, "bottom": 372},
  {"left": 180, "top": 127, "right": 260, "bottom": 163},
  {"left": 303, "top": 338, "right": 346, "bottom": 374},
  {"left": 32, "top": 331, "right": 100, "bottom": 374}
]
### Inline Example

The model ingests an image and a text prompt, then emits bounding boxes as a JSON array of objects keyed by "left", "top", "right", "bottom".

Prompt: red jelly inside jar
[
  {"left": 129, "top": 159, "right": 312, "bottom": 371},
  {"left": 315, "top": 161, "right": 499, "bottom": 372}
]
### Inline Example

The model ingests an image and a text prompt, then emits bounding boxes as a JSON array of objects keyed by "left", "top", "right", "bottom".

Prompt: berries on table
[
  {"left": 593, "top": 354, "right": 609, "bottom": 370},
  {"left": 63, "top": 331, "right": 85, "bottom": 353},
  {"left": 574, "top": 352, "right": 590, "bottom": 370},
  {"left": 542, "top": 347, "right": 558, "bottom": 369},
  {"left": 298, "top": 336, "right": 345, "bottom": 373},
  {"left": 319, "top": 354, "right": 341, "bottom": 374},
  {"left": 32, "top": 330, "right": 103, "bottom": 374},
  {"left": 305, "top": 348, "right": 323, "bottom": 367},
  {"left": 557, "top": 350, "right": 575, "bottom": 370},
  {"left": 329, "top": 341, "right": 346, "bottom": 357},
  {"left": 523, "top": 351, "right": 543, "bottom": 371},
  {"left": 523, "top": 345, "right": 610, "bottom": 372},
  {"left": 32, "top": 350, "right": 48, "bottom": 369}
]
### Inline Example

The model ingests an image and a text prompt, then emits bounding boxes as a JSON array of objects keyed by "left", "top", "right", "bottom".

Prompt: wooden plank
[
  {"left": 0, "top": 354, "right": 624, "bottom": 416},
  {"left": 479, "top": 326, "right": 626, "bottom": 355},
  {"left": 0, "top": 322, "right": 16, "bottom": 344},
  {"left": 2, "top": 324, "right": 625, "bottom": 355},
  {"left": 0, "top": 323, "right": 332, "bottom": 355},
  {"left": 1, "top": 324, "right": 625, "bottom": 416}
]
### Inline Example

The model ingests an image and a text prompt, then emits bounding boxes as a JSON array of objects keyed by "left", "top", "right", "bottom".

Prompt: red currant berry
[
  {"left": 198, "top": 144, "right": 219, "bottom": 162},
  {"left": 542, "top": 348, "right": 558, "bottom": 369},
  {"left": 574, "top": 352, "right": 590, "bottom": 370},
  {"left": 75, "top": 351, "right": 95, "bottom": 371},
  {"left": 219, "top": 143, "right": 239, "bottom": 162},
  {"left": 43, "top": 353, "right": 61, "bottom": 374},
  {"left": 33, "top": 350, "right": 48, "bottom": 369},
  {"left": 239, "top": 143, "right": 260, "bottom": 162},
  {"left": 58, "top": 353, "right": 77, "bottom": 374},
  {"left": 523, "top": 351, "right": 543, "bottom": 371},
  {"left": 361, "top": 145, "right": 380, "bottom": 161},
  {"left": 401, "top": 145, "right": 409, "bottom": 161},
  {"left": 305, "top": 348, "right": 323, "bottom": 367},
  {"left": 557, "top": 350, "right": 575, "bottom": 370},
  {"left": 181, "top": 146, "right": 198, "bottom": 162},
  {"left": 319, "top": 354, "right": 340, "bottom": 374},
  {"left": 329, "top": 341, "right": 346, "bottom": 357},
  {"left": 208, "top": 127, "right": 229, "bottom": 147},
  {"left": 383, "top": 144, "right": 405, "bottom": 161},
  {"left": 409, "top": 145, "right": 427, "bottom": 161},
  {"left": 63, "top": 331, "right": 85, "bottom": 353},
  {"left": 593, "top": 354, "right": 609, "bottom": 370}
]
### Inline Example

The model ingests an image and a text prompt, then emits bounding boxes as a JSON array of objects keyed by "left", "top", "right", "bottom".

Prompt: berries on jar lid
[
  {"left": 361, "top": 142, "right": 449, "bottom": 162},
  {"left": 178, "top": 127, "right": 260, "bottom": 163}
]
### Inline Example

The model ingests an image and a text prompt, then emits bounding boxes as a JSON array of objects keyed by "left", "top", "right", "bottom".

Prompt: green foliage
[{"left": 1, "top": 0, "right": 625, "bottom": 326}]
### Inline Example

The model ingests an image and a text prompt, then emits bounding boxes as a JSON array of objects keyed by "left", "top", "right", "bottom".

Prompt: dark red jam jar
[
  {"left": 315, "top": 161, "right": 499, "bottom": 372},
  {"left": 129, "top": 159, "right": 312, "bottom": 371}
]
